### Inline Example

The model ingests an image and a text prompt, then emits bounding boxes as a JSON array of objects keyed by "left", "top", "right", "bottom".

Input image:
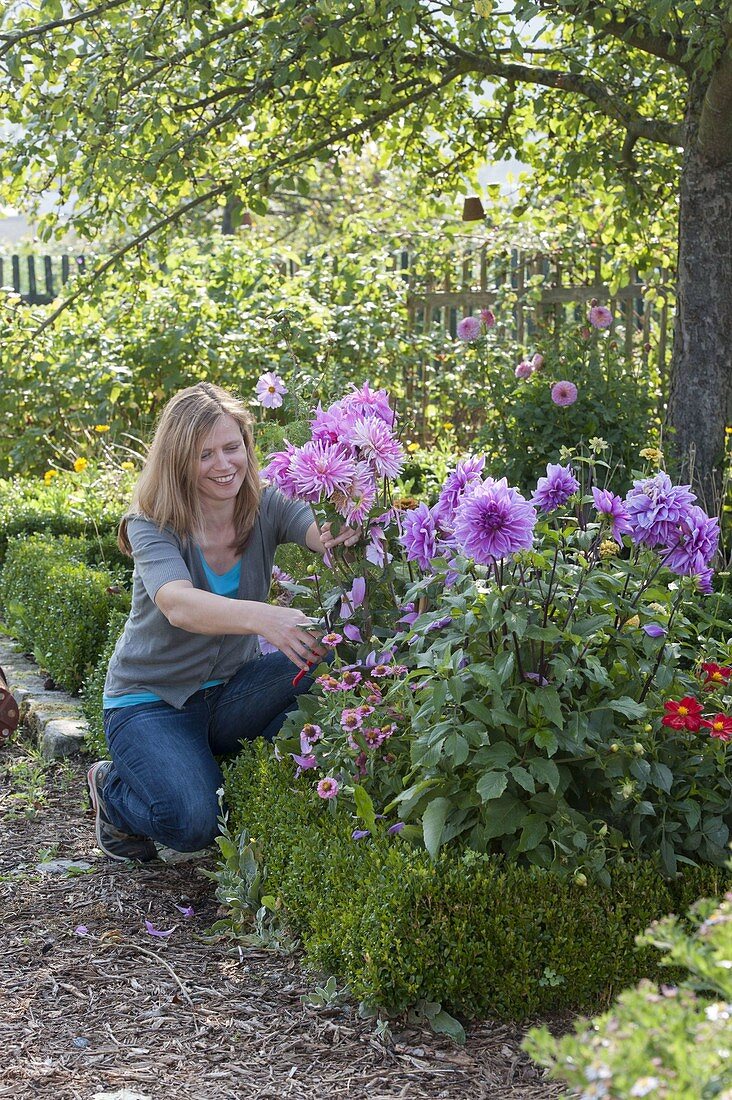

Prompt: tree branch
[
  {"left": 539, "top": 1, "right": 690, "bottom": 70},
  {"left": 0, "top": 0, "right": 129, "bottom": 58},
  {"left": 31, "top": 181, "right": 228, "bottom": 337},
  {"left": 422, "top": 25, "right": 683, "bottom": 148},
  {"left": 31, "top": 67, "right": 463, "bottom": 332},
  {"left": 122, "top": 7, "right": 277, "bottom": 94}
]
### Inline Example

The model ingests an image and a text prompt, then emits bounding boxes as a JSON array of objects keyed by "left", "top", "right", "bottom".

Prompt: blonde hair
[{"left": 118, "top": 381, "right": 261, "bottom": 555}]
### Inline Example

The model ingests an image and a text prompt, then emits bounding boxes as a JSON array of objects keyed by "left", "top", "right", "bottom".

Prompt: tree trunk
[{"left": 667, "top": 84, "right": 732, "bottom": 513}]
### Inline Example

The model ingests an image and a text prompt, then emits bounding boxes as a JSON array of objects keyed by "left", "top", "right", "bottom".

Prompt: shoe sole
[
  {"left": 86, "top": 761, "right": 128, "bottom": 862},
  {"left": 0, "top": 686, "right": 19, "bottom": 741}
]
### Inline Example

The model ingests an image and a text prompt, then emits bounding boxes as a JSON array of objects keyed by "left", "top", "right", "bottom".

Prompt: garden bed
[{"left": 0, "top": 733, "right": 564, "bottom": 1100}]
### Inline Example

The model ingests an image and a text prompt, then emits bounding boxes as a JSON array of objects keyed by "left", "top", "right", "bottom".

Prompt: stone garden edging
[{"left": 0, "top": 635, "right": 87, "bottom": 760}]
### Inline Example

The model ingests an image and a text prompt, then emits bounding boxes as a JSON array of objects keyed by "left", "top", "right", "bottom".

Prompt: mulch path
[{"left": 0, "top": 737, "right": 567, "bottom": 1100}]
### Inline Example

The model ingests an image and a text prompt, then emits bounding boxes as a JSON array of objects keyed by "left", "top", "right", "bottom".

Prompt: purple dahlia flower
[
  {"left": 592, "top": 487, "right": 633, "bottom": 543},
  {"left": 625, "top": 473, "right": 697, "bottom": 548},
  {"left": 588, "top": 305, "right": 613, "bottom": 330},
  {"left": 453, "top": 477, "right": 536, "bottom": 565},
  {"left": 433, "top": 456, "right": 486, "bottom": 529},
  {"left": 660, "top": 505, "right": 719, "bottom": 577},
  {"left": 400, "top": 502, "right": 439, "bottom": 571},
  {"left": 531, "top": 463, "right": 580, "bottom": 512}
]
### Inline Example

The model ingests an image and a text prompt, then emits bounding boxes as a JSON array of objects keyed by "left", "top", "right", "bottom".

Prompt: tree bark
[{"left": 666, "top": 82, "right": 732, "bottom": 512}]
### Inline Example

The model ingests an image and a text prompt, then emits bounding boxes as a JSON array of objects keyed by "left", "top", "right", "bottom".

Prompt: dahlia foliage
[{"left": 263, "top": 384, "right": 729, "bottom": 881}]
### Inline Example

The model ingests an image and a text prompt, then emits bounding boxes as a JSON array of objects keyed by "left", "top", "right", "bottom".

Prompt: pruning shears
[{"left": 291, "top": 609, "right": 333, "bottom": 687}]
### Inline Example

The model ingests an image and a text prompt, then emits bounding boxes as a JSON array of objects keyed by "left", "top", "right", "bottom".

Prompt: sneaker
[{"left": 86, "top": 761, "right": 158, "bottom": 863}]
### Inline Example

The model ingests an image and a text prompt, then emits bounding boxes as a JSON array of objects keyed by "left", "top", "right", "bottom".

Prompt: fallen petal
[
  {"left": 144, "top": 919, "right": 175, "bottom": 938},
  {"left": 74, "top": 925, "right": 89, "bottom": 937},
  {"left": 174, "top": 904, "right": 195, "bottom": 919}
]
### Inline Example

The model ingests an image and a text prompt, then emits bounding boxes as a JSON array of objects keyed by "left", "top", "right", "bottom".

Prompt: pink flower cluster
[
  {"left": 515, "top": 352, "right": 544, "bottom": 380},
  {"left": 262, "top": 384, "right": 404, "bottom": 536}
]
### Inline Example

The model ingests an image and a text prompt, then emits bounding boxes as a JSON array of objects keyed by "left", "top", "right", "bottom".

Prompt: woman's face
[{"left": 196, "top": 414, "right": 248, "bottom": 506}]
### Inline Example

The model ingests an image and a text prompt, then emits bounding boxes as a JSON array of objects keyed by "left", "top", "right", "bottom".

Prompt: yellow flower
[
  {"left": 639, "top": 446, "right": 663, "bottom": 464},
  {"left": 93, "top": 424, "right": 110, "bottom": 433},
  {"left": 121, "top": 461, "right": 135, "bottom": 471},
  {"left": 625, "top": 615, "right": 640, "bottom": 629},
  {"left": 43, "top": 470, "right": 59, "bottom": 484},
  {"left": 73, "top": 457, "right": 89, "bottom": 473},
  {"left": 407, "top": 442, "right": 420, "bottom": 453},
  {"left": 599, "top": 539, "right": 620, "bottom": 558},
  {"left": 442, "top": 422, "right": 454, "bottom": 431}
]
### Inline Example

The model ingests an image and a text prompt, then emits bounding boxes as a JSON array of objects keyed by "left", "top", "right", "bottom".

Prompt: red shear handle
[{"left": 292, "top": 664, "right": 312, "bottom": 688}]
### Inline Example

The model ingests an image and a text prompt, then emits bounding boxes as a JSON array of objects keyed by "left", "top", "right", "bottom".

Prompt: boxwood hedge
[{"left": 225, "top": 741, "right": 731, "bottom": 1021}]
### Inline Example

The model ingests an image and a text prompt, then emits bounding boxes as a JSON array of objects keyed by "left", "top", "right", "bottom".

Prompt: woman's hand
[
  {"left": 304, "top": 519, "right": 360, "bottom": 558},
  {"left": 257, "top": 604, "right": 327, "bottom": 672}
]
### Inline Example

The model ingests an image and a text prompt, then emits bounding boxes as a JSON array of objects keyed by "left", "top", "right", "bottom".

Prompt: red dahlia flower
[
  {"left": 700, "top": 662, "right": 732, "bottom": 688},
  {"left": 701, "top": 714, "right": 732, "bottom": 742},
  {"left": 661, "top": 696, "right": 704, "bottom": 731}
]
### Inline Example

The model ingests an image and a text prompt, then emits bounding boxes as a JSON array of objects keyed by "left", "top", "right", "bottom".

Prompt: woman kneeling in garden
[{"left": 88, "top": 381, "right": 358, "bottom": 862}]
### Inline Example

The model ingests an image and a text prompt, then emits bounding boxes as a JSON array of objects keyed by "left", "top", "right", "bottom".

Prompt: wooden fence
[
  {"left": 0, "top": 253, "right": 85, "bottom": 304},
  {"left": 405, "top": 240, "right": 673, "bottom": 369}
]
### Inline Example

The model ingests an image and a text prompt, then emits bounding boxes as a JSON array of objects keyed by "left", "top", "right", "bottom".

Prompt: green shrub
[
  {"left": 524, "top": 889, "right": 732, "bottom": 1098},
  {"left": 0, "top": 466, "right": 133, "bottom": 575},
  {"left": 224, "top": 742, "right": 731, "bottom": 1021},
  {"left": 81, "top": 609, "right": 128, "bottom": 758},
  {"left": 0, "top": 534, "right": 130, "bottom": 693}
]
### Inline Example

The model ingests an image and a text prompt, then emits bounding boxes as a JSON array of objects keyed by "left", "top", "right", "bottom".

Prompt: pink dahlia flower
[
  {"left": 453, "top": 477, "right": 536, "bottom": 565},
  {"left": 479, "top": 308, "right": 496, "bottom": 328},
  {"left": 340, "top": 383, "right": 395, "bottom": 427},
  {"left": 289, "top": 440, "right": 356, "bottom": 502},
  {"left": 515, "top": 360, "right": 533, "bottom": 380},
  {"left": 310, "top": 401, "right": 356, "bottom": 447},
  {"left": 588, "top": 305, "right": 613, "bottom": 330},
  {"left": 255, "top": 371, "right": 288, "bottom": 409},
  {"left": 261, "top": 442, "right": 299, "bottom": 497},
  {"left": 551, "top": 381, "right": 578, "bottom": 407},
  {"left": 532, "top": 353, "right": 544, "bottom": 370},
  {"left": 332, "top": 461, "right": 377, "bottom": 526},
  {"left": 351, "top": 417, "right": 405, "bottom": 479},
  {"left": 457, "top": 316, "right": 482, "bottom": 342}
]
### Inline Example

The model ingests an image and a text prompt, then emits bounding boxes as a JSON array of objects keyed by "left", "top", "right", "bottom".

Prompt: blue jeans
[{"left": 102, "top": 651, "right": 314, "bottom": 852}]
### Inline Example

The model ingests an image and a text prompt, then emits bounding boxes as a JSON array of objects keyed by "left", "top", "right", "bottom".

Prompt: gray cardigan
[{"left": 104, "top": 488, "right": 314, "bottom": 709}]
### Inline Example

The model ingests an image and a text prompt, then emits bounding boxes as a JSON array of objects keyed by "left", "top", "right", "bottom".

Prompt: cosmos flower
[{"left": 255, "top": 371, "right": 288, "bottom": 408}]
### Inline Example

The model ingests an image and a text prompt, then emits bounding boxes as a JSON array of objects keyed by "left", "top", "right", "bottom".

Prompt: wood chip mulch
[{"left": 0, "top": 738, "right": 568, "bottom": 1100}]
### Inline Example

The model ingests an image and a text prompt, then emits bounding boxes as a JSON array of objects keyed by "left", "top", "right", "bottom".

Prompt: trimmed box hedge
[
  {"left": 0, "top": 534, "right": 130, "bottom": 694},
  {"left": 225, "top": 741, "right": 731, "bottom": 1021}
]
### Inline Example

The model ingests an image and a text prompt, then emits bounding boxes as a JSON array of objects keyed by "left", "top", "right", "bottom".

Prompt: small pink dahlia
[
  {"left": 457, "top": 316, "right": 482, "bottom": 342},
  {"left": 588, "top": 305, "right": 613, "bottom": 330},
  {"left": 551, "top": 381, "right": 578, "bottom": 407}
]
